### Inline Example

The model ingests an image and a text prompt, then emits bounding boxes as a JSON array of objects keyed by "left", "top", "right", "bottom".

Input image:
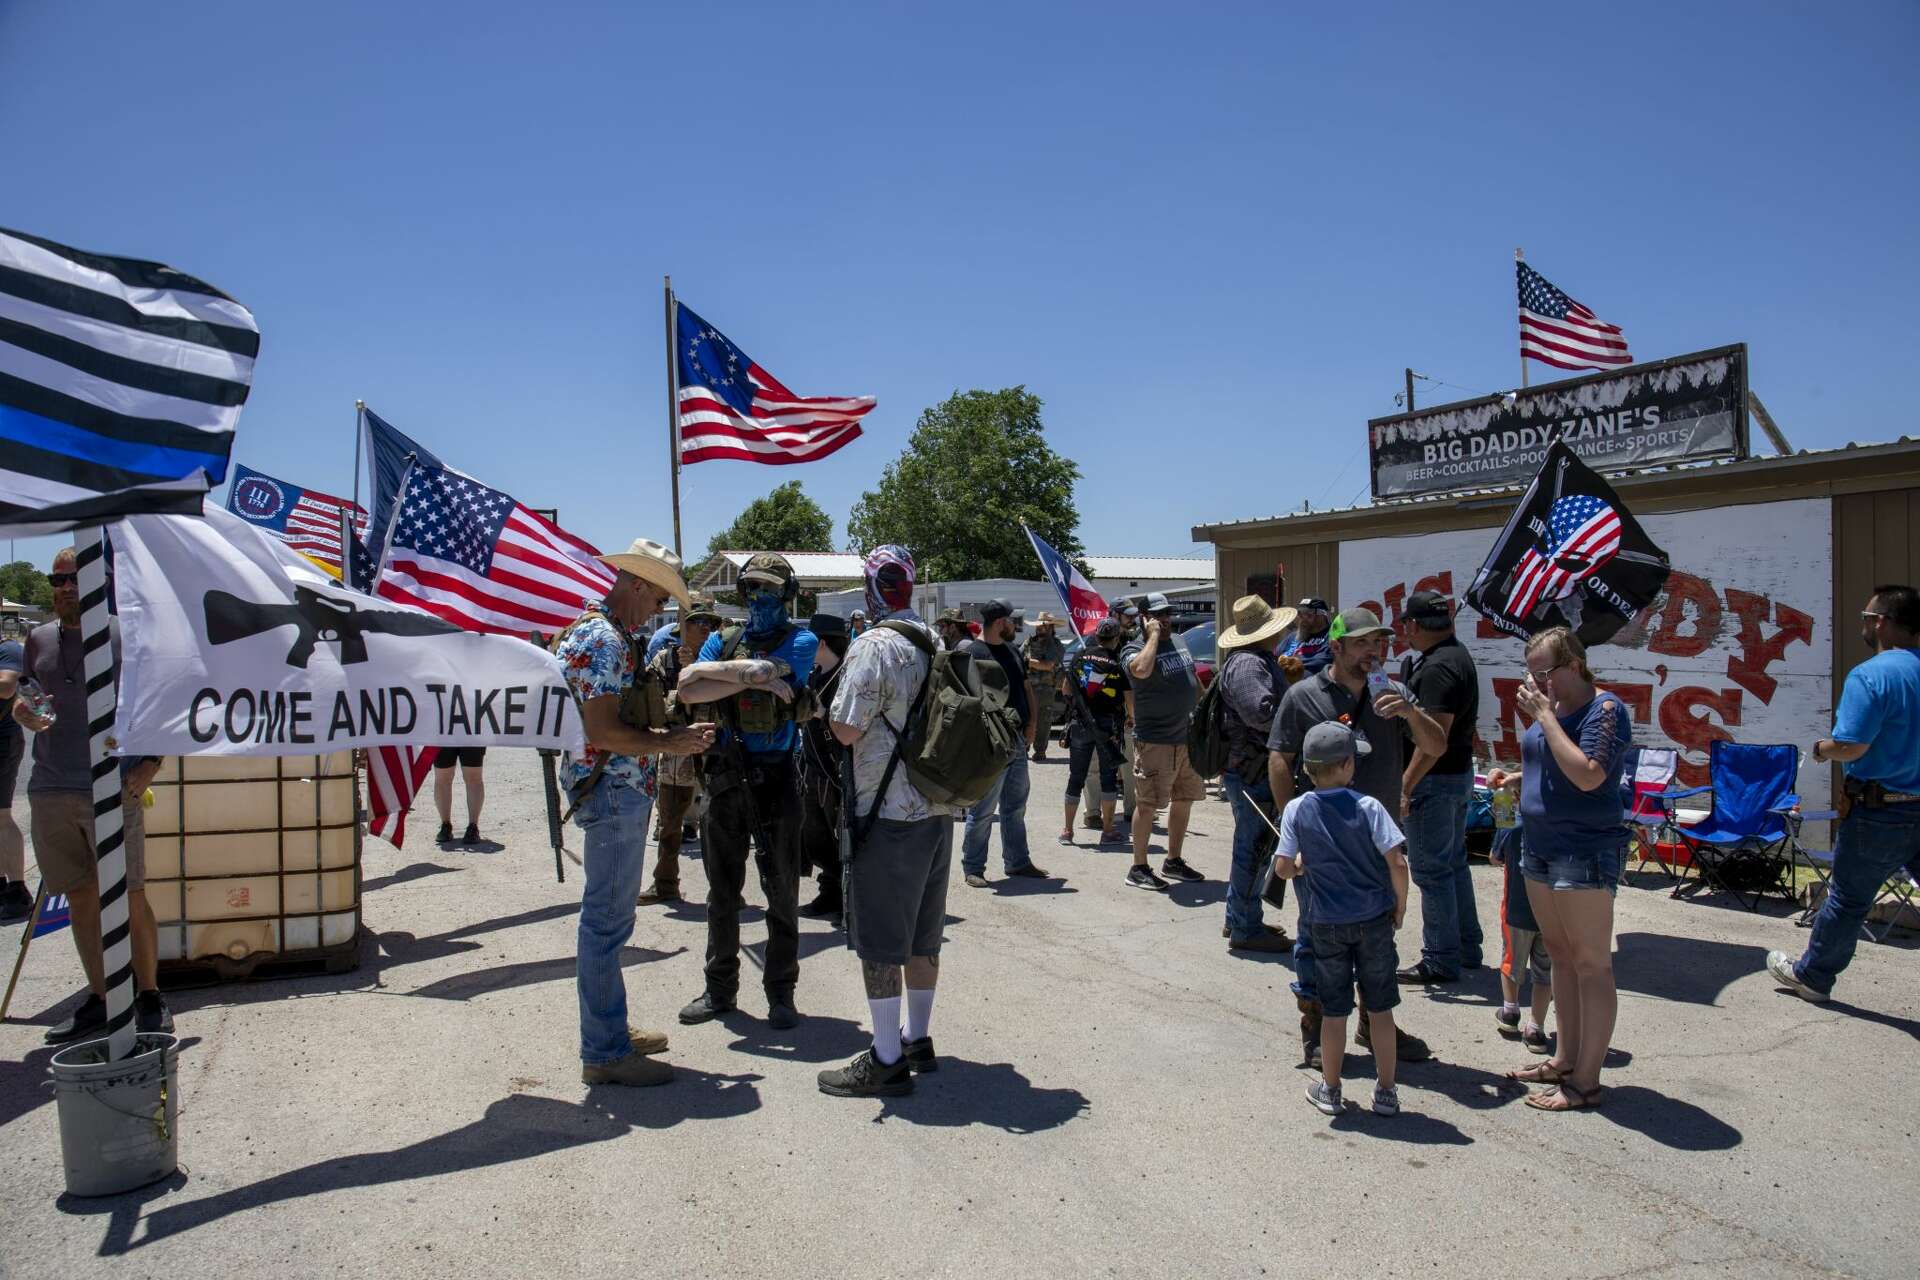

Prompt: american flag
[
  {"left": 225, "top": 463, "right": 371, "bottom": 582},
  {"left": 676, "top": 301, "right": 873, "bottom": 465},
  {"left": 1505, "top": 492, "right": 1623, "bottom": 619},
  {"left": 375, "top": 461, "right": 613, "bottom": 635},
  {"left": 366, "top": 744, "right": 438, "bottom": 848},
  {"left": 1518, "top": 261, "right": 1632, "bottom": 373}
]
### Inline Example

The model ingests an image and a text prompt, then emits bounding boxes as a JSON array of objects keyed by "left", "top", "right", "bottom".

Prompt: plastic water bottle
[{"left": 17, "top": 679, "right": 54, "bottom": 727}]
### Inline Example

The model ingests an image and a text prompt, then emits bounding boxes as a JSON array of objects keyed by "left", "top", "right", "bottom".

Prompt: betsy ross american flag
[
  {"left": 676, "top": 301, "right": 873, "bottom": 465},
  {"left": 1505, "top": 492, "right": 1623, "bottom": 619},
  {"left": 1518, "top": 261, "right": 1632, "bottom": 372}
]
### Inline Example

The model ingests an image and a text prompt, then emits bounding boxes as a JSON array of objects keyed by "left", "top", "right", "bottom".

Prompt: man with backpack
[
  {"left": 1123, "top": 593, "right": 1206, "bottom": 889},
  {"left": 959, "top": 599, "right": 1050, "bottom": 888},
  {"left": 798, "top": 612, "right": 852, "bottom": 921},
  {"left": 820, "top": 546, "right": 956, "bottom": 1097},
  {"left": 1214, "top": 596, "right": 1299, "bottom": 954},
  {"left": 678, "top": 554, "right": 817, "bottom": 1032}
]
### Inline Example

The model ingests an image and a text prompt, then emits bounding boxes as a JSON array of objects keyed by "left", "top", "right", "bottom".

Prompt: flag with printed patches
[{"left": 1464, "top": 439, "right": 1670, "bottom": 646}]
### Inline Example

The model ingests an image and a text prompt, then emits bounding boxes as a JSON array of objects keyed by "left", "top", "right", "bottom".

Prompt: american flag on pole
[
  {"left": 676, "top": 301, "right": 873, "bottom": 465},
  {"left": 225, "top": 463, "right": 372, "bottom": 583},
  {"left": 0, "top": 226, "right": 258, "bottom": 535},
  {"left": 1518, "top": 261, "right": 1632, "bottom": 373},
  {"left": 1505, "top": 492, "right": 1623, "bottom": 619},
  {"left": 366, "top": 745, "right": 438, "bottom": 848},
  {"left": 375, "top": 461, "right": 614, "bottom": 635}
]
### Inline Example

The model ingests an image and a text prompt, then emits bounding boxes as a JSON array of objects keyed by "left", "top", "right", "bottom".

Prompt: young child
[
  {"left": 1487, "top": 769, "right": 1552, "bottom": 1053},
  {"left": 1273, "top": 722, "right": 1411, "bottom": 1117}
]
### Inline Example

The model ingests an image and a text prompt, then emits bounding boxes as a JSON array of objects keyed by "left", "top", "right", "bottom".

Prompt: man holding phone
[
  {"left": 1267, "top": 606, "right": 1447, "bottom": 1067},
  {"left": 1122, "top": 593, "right": 1206, "bottom": 890}
]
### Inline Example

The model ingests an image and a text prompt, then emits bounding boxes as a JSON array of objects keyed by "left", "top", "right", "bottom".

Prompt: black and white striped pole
[{"left": 76, "top": 527, "right": 137, "bottom": 1062}]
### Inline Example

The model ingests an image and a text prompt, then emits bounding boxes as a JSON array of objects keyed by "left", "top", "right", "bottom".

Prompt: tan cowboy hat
[
  {"left": 1218, "top": 595, "right": 1298, "bottom": 651},
  {"left": 595, "top": 538, "right": 691, "bottom": 609},
  {"left": 1033, "top": 611, "right": 1065, "bottom": 627}
]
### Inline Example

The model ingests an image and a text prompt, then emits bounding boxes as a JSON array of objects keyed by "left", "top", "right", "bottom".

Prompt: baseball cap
[
  {"left": 1297, "top": 597, "right": 1330, "bottom": 613},
  {"left": 806, "top": 612, "right": 848, "bottom": 640},
  {"left": 980, "top": 598, "right": 1014, "bottom": 623},
  {"left": 737, "top": 552, "right": 794, "bottom": 589},
  {"left": 1328, "top": 606, "right": 1391, "bottom": 642},
  {"left": 937, "top": 606, "right": 965, "bottom": 625},
  {"left": 1144, "top": 591, "right": 1171, "bottom": 614},
  {"left": 1302, "top": 721, "right": 1371, "bottom": 765},
  {"left": 1405, "top": 590, "right": 1453, "bottom": 625}
]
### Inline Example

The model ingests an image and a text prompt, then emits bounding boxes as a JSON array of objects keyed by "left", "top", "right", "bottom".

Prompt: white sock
[
  {"left": 905, "top": 987, "right": 936, "bottom": 1042},
  {"left": 868, "top": 998, "right": 903, "bottom": 1064}
]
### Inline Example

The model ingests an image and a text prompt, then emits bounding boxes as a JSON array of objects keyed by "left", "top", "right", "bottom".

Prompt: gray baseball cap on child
[{"left": 1302, "top": 720, "right": 1372, "bottom": 765}]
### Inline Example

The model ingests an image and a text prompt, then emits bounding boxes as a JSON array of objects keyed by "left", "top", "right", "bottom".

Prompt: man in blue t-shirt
[
  {"left": 680, "top": 555, "right": 817, "bottom": 1031},
  {"left": 1769, "top": 584, "right": 1920, "bottom": 1003}
]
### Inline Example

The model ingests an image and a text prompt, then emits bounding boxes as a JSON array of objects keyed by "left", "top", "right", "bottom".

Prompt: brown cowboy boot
[{"left": 1297, "top": 994, "right": 1323, "bottom": 1071}]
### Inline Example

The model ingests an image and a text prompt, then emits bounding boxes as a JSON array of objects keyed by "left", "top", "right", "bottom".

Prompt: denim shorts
[
  {"left": 1520, "top": 838, "right": 1624, "bottom": 895},
  {"left": 1308, "top": 911, "right": 1400, "bottom": 1019}
]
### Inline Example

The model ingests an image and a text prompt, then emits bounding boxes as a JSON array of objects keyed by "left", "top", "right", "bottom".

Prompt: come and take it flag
[
  {"left": 1518, "top": 261, "right": 1632, "bottom": 374},
  {"left": 226, "top": 463, "right": 374, "bottom": 587},
  {"left": 676, "top": 301, "right": 873, "bottom": 465},
  {"left": 1024, "top": 524, "right": 1107, "bottom": 637},
  {"left": 1464, "top": 439, "right": 1670, "bottom": 646},
  {"left": 0, "top": 226, "right": 259, "bottom": 534},
  {"left": 107, "top": 504, "right": 584, "bottom": 758}
]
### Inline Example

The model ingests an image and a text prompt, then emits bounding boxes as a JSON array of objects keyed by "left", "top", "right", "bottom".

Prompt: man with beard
[
  {"left": 679, "top": 555, "right": 816, "bottom": 1031},
  {"left": 1024, "top": 613, "right": 1066, "bottom": 761},
  {"left": 935, "top": 607, "right": 970, "bottom": 651}
]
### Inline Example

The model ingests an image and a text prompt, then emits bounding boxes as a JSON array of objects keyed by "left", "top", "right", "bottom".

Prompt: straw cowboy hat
[
  {"left": 1218, "top": 595, "right": 1298, "bottom": 651},
  {"left": 595, "top": 538, "right": 691, "bottom": 609},
  {"left": 1033, "top": 611, "right": 1066, "bottom": 627}
]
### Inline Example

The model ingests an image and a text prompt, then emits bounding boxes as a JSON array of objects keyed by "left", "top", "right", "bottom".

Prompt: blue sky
[{"left": 4, "top": 1, "right": 1916, "bottom": 572}]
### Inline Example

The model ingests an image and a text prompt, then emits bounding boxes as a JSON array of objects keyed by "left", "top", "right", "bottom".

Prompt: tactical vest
[
  {"left": 550, "top": 610, "right": 669, "bottom": 733},
  {"left": 716, "top": 624, "right": 813, "bottom": 737}
]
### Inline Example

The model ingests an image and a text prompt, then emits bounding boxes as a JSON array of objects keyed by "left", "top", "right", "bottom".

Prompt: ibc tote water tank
[{"left": 144, "top": 752, "right": 361, "bottom": 978}]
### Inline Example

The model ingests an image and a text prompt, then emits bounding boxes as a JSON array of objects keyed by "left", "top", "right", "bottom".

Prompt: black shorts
[
  {"left": 433, "top": 746, "right": 488, "bottom": 769},
  {"left": 0, "top": 729, "right": 21, "bottom": 807},
  {"left": 847, "top": 816, "right": 954, "bottom": 966}
]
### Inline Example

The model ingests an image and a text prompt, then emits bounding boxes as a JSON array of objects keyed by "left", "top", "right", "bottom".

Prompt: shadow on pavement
[
  {"left": 1365, "top": 1056, "right": 1525, "bottom": 1112},
  {"left": 1614, "top": 931, "right": 1770, "bottom": 1007},
  {"left": 404, "top": 944, "right": 684, "bottom": 1002},
  {"left": 360, "top": 860, "right": 464, "bottom": 893},
  {"left": 68, "top": 1077, "right": 765, "bottom": 1253},
  {"left": 1784, "top": 992, "right": 1920, "bottom": 1041},
  {"left": 722, "top": 1011, "right": 870, "bottom": 1063},
  {"left": 872, "top": 1059, "right": 1090, "bottom": 1134},
  {"left": 1328, "top": 1106, "right": 1472, "bottom": 1145},
  {"left": 989, "top": 876, "right": 1078, "bottom": 897},
  {"left": 1165, "top": 881, "right": 1227, "bottom": 909},
  {"left": 1594, "top": 1085, "right": 1742, "bottom": 1150}
]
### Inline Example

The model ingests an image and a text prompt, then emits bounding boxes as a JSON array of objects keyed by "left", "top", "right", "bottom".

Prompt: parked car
[{"left": 1181, "top": 620, "right": 1217, "bottom": 688}]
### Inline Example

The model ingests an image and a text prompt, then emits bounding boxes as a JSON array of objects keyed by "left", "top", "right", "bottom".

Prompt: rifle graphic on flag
[{"left": 1464, "top": 439, "right": 1670, "bottom": 646}]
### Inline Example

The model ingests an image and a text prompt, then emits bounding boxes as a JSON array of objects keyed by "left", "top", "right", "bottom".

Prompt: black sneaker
[
  {"left": 1005, "top": 864, "right": 1050, "bottom": 879},
  {"left": 799, "top": 890, "right": 843, "bottom": 918},
  {"left": 0, "top": 881, "right": 33, "bottom": 926},
  {"left": 678, "top": 991, "right": 735, "bottom": 1025},
  {"left": 45, "top": 992, "right": 107, "bottom": 1045},
  {"left": 1160, "top": 857, "right": 1203, "bottom": 882},
  {"left": 902, "top": 1035, "right": 938, "bottom": 1073},
  {"left": 135, "top": 989, "right": 173, "bottom": 1033},
  {"left": 435, "top": 821, "right": 454, "bottom": 845},
  {"left": 818, "top": 1047, "right": 914, "bottom": 1097},
  {"left": 462, "top": 823, "right": 480, "bottom": 844},
  {"left": 1126, "top": 864, "right": 1170, "bottom": 892}
]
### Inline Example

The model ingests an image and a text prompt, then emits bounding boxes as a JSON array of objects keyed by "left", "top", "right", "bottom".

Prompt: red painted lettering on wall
[
  {"left": 1643, "top": 571, "right": 1721, "bottom": 659},
  {"left": 1723, "top": 589, "right": 1813, "bottom": 704},
  {"left": 1659, "top": 686, "right": 1745, "bottom": 786}
]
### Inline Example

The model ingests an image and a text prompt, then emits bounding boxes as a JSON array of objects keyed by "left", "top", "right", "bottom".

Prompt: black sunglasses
[{"left": 47, "top": 572, "right": 77, "bottom": 587}]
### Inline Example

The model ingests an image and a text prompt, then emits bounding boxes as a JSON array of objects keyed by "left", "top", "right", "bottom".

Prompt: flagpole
[
  {"left": 343, "top": 400, "right": 365, "bottom": 586},
  {"left": 371, "top": 454, "right": 418, "bottom": 591},
  {"left": 663, "top": 276, "right": 683, "bottom": 558},
  {"left": 1516, "top": 248, "right": 1529, "bottom": 390},
  {"left": 77, "top": 526, "right": 137, "bottom": 1061},
  {"left": 0, "top": 883, "right": 48, "bottom": 1022}
]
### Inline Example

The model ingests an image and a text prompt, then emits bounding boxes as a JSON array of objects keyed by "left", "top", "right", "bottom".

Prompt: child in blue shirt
[{"left": 1274, "top": 721, "right": 1410, "bottom": 1118}]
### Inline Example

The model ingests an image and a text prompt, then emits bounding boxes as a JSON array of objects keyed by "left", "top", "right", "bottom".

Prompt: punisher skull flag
[{"left": 1464, "top": 439, "right": 1670, "bottom": 646}]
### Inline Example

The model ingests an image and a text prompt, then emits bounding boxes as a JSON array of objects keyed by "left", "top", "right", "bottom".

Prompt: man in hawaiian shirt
[{"left": 558, "top": 538, "right": 715, "bottom": 1087}]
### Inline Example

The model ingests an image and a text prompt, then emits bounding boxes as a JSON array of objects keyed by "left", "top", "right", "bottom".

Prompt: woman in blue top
[{"left": 1507, "top": 627, "right": 1631, "bottom": 1113}]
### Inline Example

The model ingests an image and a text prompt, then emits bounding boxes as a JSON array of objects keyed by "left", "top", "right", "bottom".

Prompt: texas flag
[{"left": 1024, "top": 525, "right": 1107, "bottom": 637}]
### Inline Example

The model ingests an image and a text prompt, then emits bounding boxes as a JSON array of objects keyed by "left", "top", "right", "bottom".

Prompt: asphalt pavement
[{"left": 2, "top": 751, "right": 1915, "bottom": 1278}]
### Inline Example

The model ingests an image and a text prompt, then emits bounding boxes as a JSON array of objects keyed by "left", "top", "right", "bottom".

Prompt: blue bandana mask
[{"left": 746, "top": 590, "right": 787, "bottom": 635}]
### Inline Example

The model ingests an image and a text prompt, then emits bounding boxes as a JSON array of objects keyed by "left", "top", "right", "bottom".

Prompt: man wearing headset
[{"left": 678, "top": 554, "right": 818, "bottom": 1031}]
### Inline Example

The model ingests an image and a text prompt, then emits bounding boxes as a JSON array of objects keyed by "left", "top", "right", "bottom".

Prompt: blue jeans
[
  {"left": 962, "top": 750, "right": 1031, "bottom": 876},
  {"left": 1292, "top": 909, "right": 1315, "bottom": 1001},
  {"left": 1794, "top": 803, "right": 1920, "bottom": 995},
  {"left": 1404, "top": 772, "right": 1482, "bottom": 977},
  {"left": 1222, "top": 769, "right": 1273, "bottom": 940},
  {"left": 574, "top": 781, "right": 653, "bottom": 1065}
]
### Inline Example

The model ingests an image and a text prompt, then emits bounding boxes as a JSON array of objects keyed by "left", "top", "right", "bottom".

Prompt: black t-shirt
[
  {"left": 962, "top": 638, "right": 1030, "bottom": 731},
  {"left": 1401, "top": 634, "right": 1479, "bottom": 775}
]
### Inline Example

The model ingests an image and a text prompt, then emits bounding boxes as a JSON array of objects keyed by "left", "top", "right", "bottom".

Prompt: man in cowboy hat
[
  {"left": 680, "top": 553, "right": 816, "bottom": 1032},
  {"left": 558, "top": 538, "right": 716, "bottom": 1086},
  {"left": 935, "top": 606, "right": 969, "bottom": 652},
  {"left": 638, "top": 594, "right": 726, "bottom": 906},
  {"left": 1023, "top": 612, "right": 1067, "bottom": 761},
  {"left": 1215, "top": 595, "right": 1299, "bottom": 954}
]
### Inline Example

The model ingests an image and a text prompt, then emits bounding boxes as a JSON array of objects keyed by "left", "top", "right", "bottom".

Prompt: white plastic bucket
[{"left": 48, "top": 1031, "right": 180, "bottom": 1197}]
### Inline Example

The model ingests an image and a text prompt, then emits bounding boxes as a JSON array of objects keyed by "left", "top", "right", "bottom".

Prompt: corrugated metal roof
[
  {"left": 698, "top": 551, "right": 866, "bottom": 582},
  {"left": 1083, "top": 556, "right": 1214, "bottom": 580}
]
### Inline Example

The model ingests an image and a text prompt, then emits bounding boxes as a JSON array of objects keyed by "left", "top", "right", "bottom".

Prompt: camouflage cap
[
  {"left": 681, "top": 594, "right": 724, "bottom": 626},
  {"left": 937, "top": 607, "right": 966, "bottom": 625},
  {"left": 737, "top": 552, "right": 795, "bottom": 588}
]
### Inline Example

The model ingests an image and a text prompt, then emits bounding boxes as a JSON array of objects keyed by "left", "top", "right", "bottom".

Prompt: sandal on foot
[
  {"left": 1058, "top": 829, "right": 1075, "bottom": 844},
  {"left": 1100, "top": 828, "right": 1122, "bottom": 843},
  {"left": 1506, "top": 1061, "right": 1569, "bottom": 1085},
  {"left": 1524, "top": 1082, "right": 1604, "bottom": 1112}
]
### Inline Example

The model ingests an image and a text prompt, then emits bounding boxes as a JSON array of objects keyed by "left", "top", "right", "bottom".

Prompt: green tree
[
  {"left": 703, "top": 481, "right": 836, "bottom": 560},
  {"left": 847, "top": 387, "right": 1082, "bottom": 581},
  {"left": 0, "top": 560, "right": 53, "bottom": 609}
]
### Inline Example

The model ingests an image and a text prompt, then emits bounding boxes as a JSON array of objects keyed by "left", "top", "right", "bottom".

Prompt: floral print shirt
[{"left": 557, "top": 603, "right": 656, "bottom": 797}]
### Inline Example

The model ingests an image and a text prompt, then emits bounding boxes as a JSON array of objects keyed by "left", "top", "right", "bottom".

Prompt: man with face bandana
[
  {"left": 819, "top": 546, "right": 958, "bottom": 1097},
  {"left": 679, "top": 553, "right": 817, "bottom": 1031}
]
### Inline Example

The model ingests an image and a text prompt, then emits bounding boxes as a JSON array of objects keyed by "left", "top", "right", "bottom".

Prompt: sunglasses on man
[{"left": 47, "top": 572, "right": 77, "bottom": 587}]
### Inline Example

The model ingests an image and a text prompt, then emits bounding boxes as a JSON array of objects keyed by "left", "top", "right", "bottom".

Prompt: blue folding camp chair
[{"left": 1663, "top": 741, "right": 1807, "bottom": 911}]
